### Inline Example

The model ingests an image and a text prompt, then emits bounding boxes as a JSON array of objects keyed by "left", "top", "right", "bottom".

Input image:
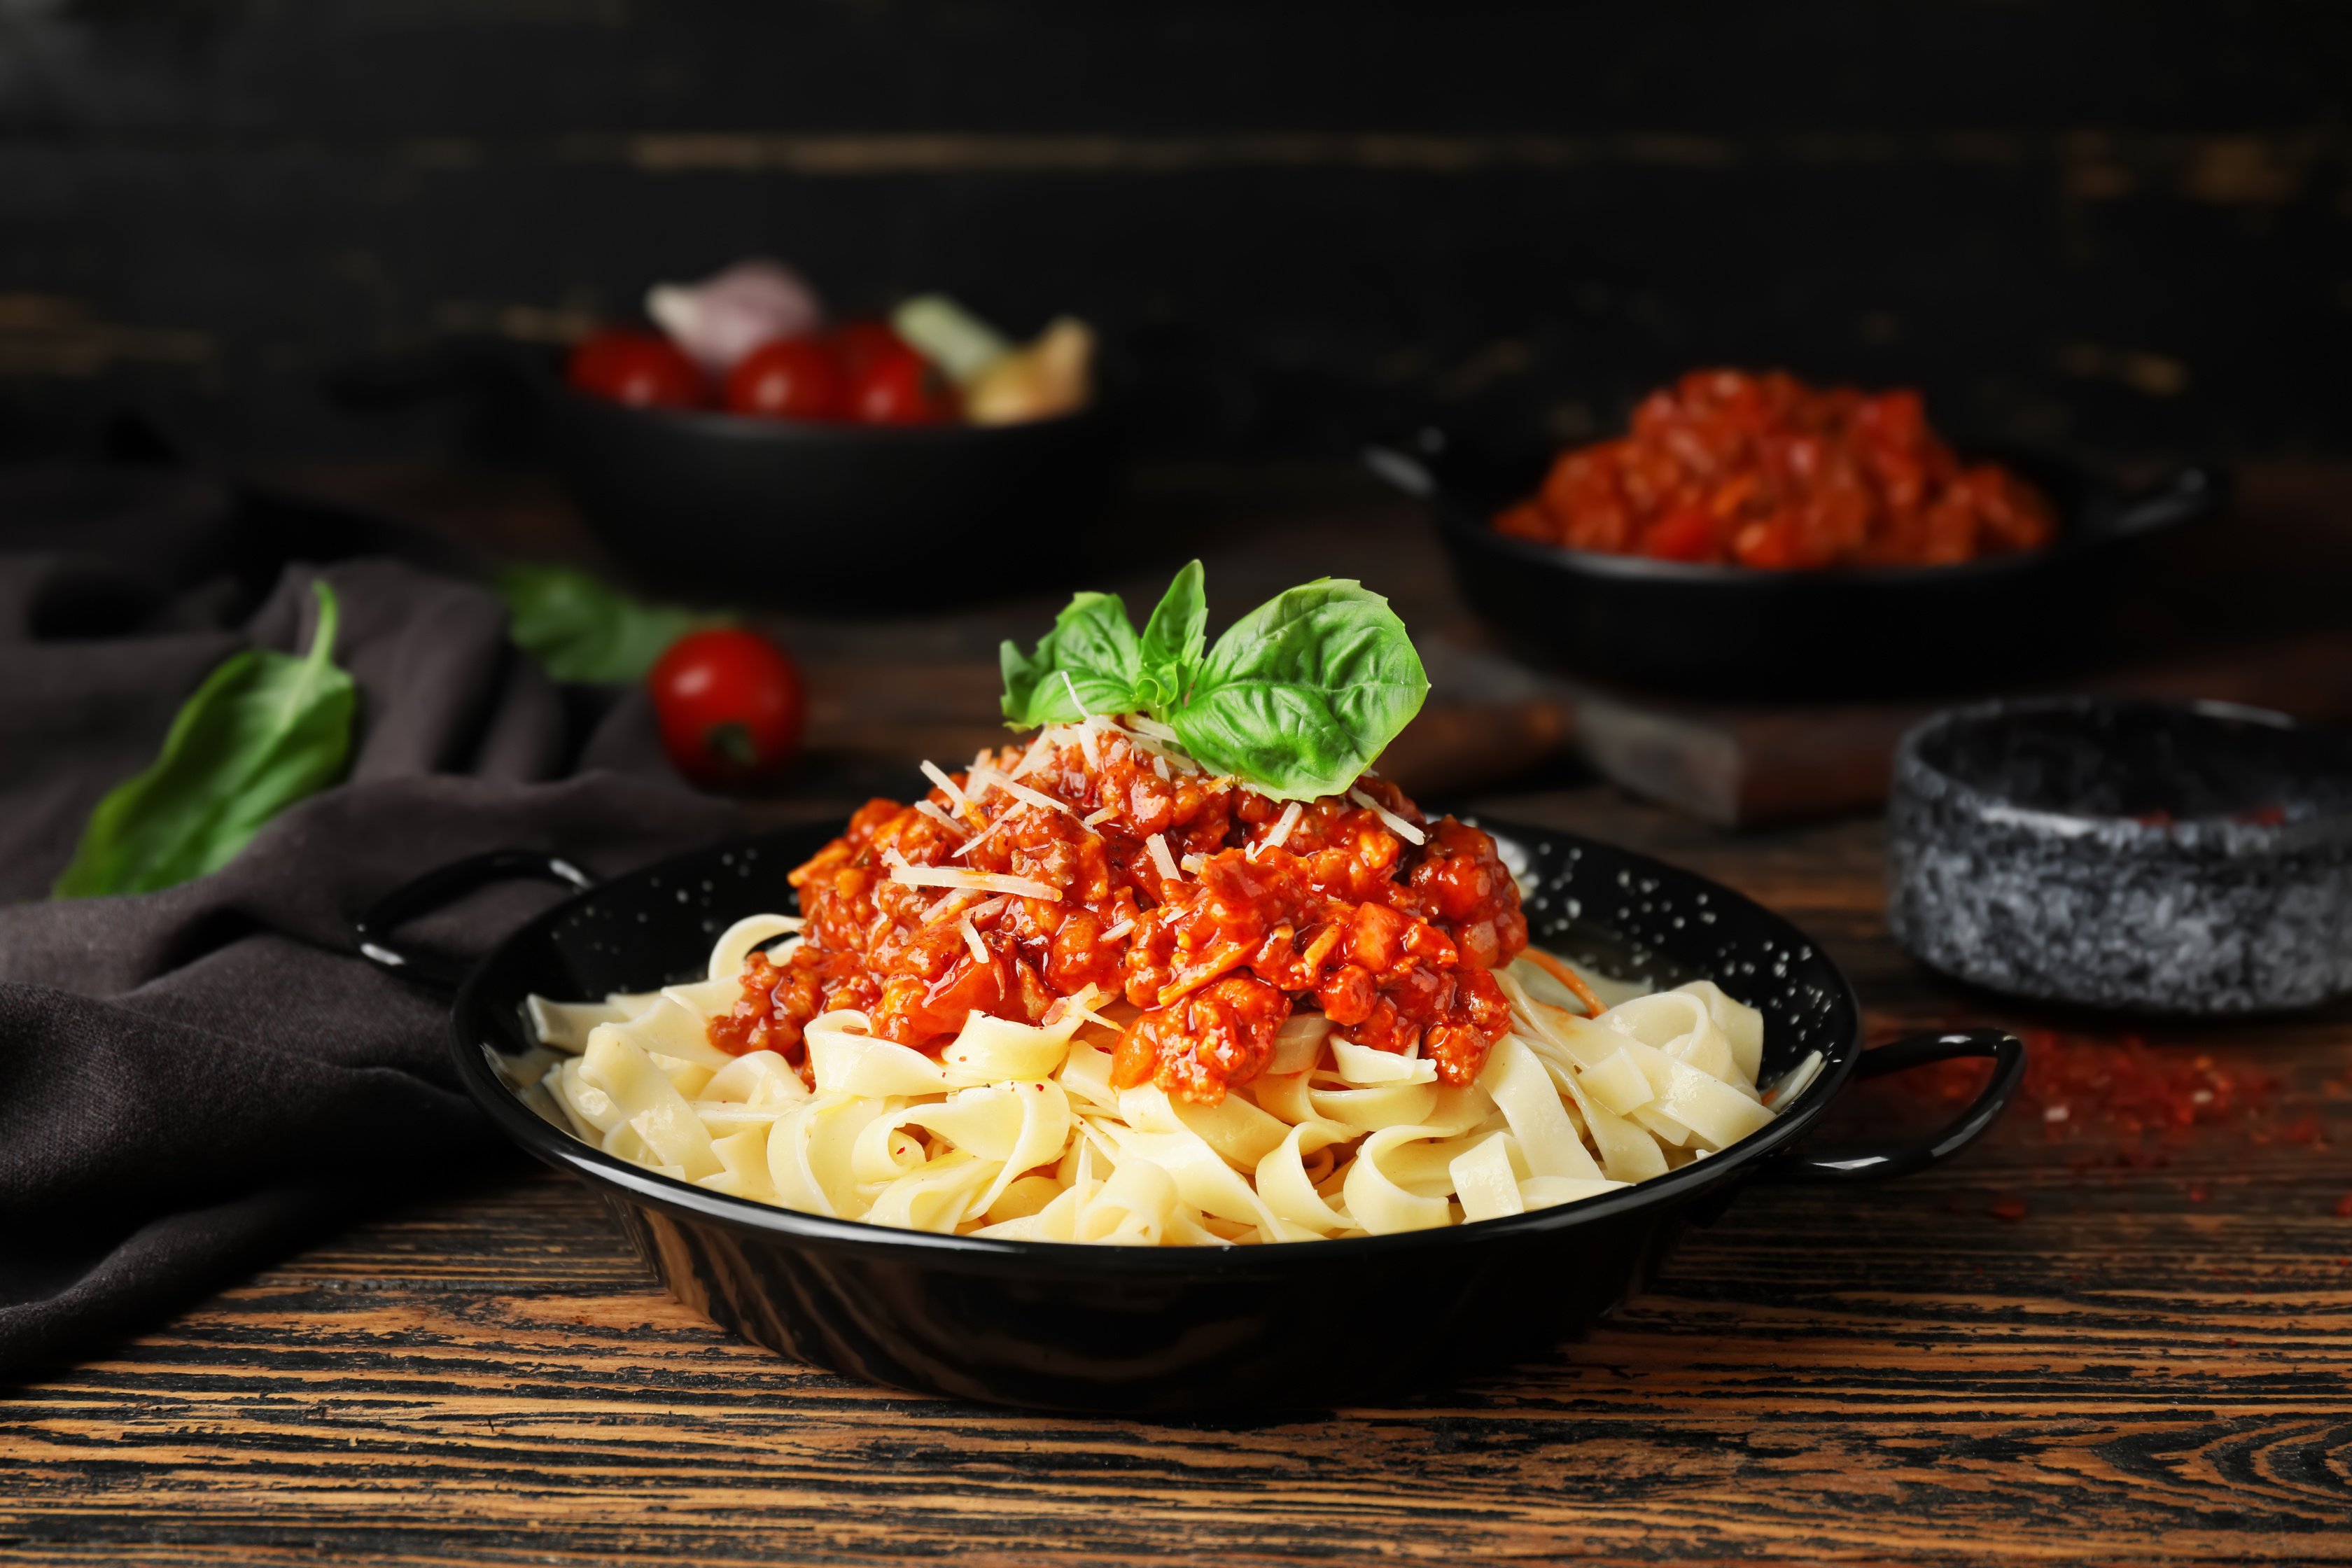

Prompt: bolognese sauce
[
  {"left": 708, "top": 721, "right": 1527, "bottom": 1103},
  {"left": 1495, "top": 368, "right": 2056, "bottom": 568}
]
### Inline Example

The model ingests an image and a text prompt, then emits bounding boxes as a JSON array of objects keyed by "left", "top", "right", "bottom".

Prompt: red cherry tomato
[
  {"left": 724, "top": 336, "right": 848, "bottom": 421},
  {"left": 830, "top": 318, "right": 907, "bottom": 380},
  {"left": 566, "top": 330, "right": 706, "bottom": 409},
  {"left": 848, "top": 342, "right": 960, "bottom": 426},
  {"left": 648, "top": 629, "right": 806, "bottom": 789}
]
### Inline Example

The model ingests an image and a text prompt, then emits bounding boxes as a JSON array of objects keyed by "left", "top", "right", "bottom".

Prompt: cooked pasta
[
  {"left": 528, "top": 913, "right": 1819, "bottom": 1244},
  {"left": 522, "top": 696, "right": 1823, "bottom": 1245}
]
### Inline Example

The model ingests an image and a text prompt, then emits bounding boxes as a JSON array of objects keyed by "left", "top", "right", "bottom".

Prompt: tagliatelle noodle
[{"left": 530, "top": 927, "right": 1797, "bottom": 1245}]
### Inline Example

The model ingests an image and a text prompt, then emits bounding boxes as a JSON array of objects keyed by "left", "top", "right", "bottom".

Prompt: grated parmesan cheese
[
  {"left": 888, "top": 864, "right": 1060, "bottom": 900},
  {"left": 1057, "top": 670, "right": 1093, "bottom": 719},
  {"left": 1005, "top": 732, "right": 1054, "bottom": 781},
  {"left": 912, "top": 799, "right": 969, "bottom": 838},
  {"left": 1349, "top": 788, "right": 1427, "bottom": 846},
  {"left": 1264, "top": 801, "right": 1303, "bottom": 849},
  {"left": 1146, "top": 833, "right": 1182, "bottom": 885},
  {"left": 958, "top": 914, "right": 989, "bottom": 966},
  {"left": 1124, "top": 714, "right": 1179, "bottom": 743},
  {"left": 921, "top": 888, "right": 983, "bottom": 925},
  {"left": 953, "top": 811, "right": 1014, "bottom": 860},
  {"left": 971, "top": 765, "right": 1079, "bottom": 820},
  {"left": 1074, "top": 718, "right": 1102, "bottom": 771},
  {"left": 918, "top": 760, "right": 968, "bottom": 813},
  {"left": 1100, "top": 917, "right": 1135, "bottom": 941},
  {"left": 1082, "top": 806, "right": 1116, "bottom": 827},
  {"left": 1045, "top": 983, "right": 1120, "bottom": 1031}
]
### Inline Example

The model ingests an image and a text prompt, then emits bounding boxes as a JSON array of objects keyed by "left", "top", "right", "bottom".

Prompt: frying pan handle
[
  {"left": 1779, "top": 1028, "right": 2026, "bottom": 1182},
  {"left": 354, "top": 848, "right": 597, "bottom": 996},
  {"left": 2099, "top": 464, "right": 2226, "bottom": 542}
]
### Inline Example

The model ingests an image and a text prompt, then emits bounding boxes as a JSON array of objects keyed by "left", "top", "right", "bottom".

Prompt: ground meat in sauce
[
  {"left": 704, "top": 724, "right": 1529, "bottom": 1102},
  {"left": 1494, "top": 368, "right": 2057, "bottom": 568}
]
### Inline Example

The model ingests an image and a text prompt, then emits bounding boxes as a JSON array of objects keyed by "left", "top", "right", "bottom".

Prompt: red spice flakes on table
[
  {"left": 1880, "top": 1030, "right": 2282, "bottom": 1156},
  {"left": 1835, "top": 1028, "right": 2314, "bottom": 1220}
]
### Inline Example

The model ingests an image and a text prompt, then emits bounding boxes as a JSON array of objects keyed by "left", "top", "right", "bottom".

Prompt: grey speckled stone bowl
[{"left": 1889, "top": 697, "right": 2352, "bottom": 1014}]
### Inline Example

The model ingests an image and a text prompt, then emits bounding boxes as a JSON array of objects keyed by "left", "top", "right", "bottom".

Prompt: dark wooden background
[{"left": 4, "top": 1, "right": 2351, "bottom": 463}]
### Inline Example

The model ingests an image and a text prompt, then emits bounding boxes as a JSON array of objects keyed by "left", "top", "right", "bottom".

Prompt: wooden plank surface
[
  {"left": 4, "top": 787, "right": 2348, "bottom": 1567},
  {"left": 5, "top": 463, "right": 2350, "bottom": 1563}
]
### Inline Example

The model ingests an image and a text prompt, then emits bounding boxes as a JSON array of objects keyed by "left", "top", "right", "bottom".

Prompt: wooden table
[{"left": 5, "top": 467, "right": 2351, "bottom": 1564}]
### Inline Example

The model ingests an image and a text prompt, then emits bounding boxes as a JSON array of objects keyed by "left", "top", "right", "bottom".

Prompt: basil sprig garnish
[
  {"left": 1133, "top": 558, "right": 1205, "bottom": 713},
  {"left": 998, "top": 561, "right": 1428, "bottom": 802},
  {"left": 55, "top": 580, "right": 357, "bottom": 899}
]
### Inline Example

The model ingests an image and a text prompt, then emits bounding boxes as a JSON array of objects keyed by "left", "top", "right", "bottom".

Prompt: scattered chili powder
[
  {"left": 1988, "top": 1197, "right": 2029, "bottom": 1222},
  {"left": 2334, "top": 1194, "right": 2352, "bottom": 1219},
  {"left": 1833, "top": 1028, "right": 2327, "bottom": 1219},
  {"left": 1879, "top": 1029, "right": 2282, "bottom": 1153}
]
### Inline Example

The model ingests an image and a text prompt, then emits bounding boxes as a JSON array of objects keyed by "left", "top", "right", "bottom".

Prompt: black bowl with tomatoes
[{"left": 545, "top": 329, "right": 1121, "bottom": 613}]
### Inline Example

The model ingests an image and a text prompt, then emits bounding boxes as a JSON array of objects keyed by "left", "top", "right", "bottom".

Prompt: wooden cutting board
[{"left": 1560, "top": 624, "right": 2352, "bottom": 827}]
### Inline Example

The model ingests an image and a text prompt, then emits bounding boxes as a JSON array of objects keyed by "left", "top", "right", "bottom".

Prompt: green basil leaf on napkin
[
  {"left": 495, "top": 564, "right": 714, "bottom": 685},
  {"left": 999, "top": 591, "right": 1145, "bottom": 726},
  {"left": 1135, "top": 558, "right": 1206, "bottom": 713},
  {"left": 54, "top": 580, "right": 358, "bottom": 899},
  {"left": 1168, "top": 579, "right": 1428, "bottom": 801}
]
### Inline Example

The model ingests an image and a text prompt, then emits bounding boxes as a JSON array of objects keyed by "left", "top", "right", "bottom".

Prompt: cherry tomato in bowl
[
  {"left": 567, "top": 330, "right": 708, "bottom": 410},
  {"left": 830, "top": 318, "right": 907, "bottom": 381},
  {"left": 724, "top": 337, "right": 848, "bottom": 421},
  {"left": 848, "top": 341, "right": 960, "bottom": 425},
  {"left": 649, "top": 628, "right": 806, "bottom": 788}
]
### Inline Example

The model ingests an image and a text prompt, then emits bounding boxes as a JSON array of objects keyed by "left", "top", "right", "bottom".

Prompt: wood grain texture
[
  {"left": 6, "top": 463, "right": 2351, "bottom": 1562},
  {"left": 4, "top": 3, "right": 2349, "bottom": 463},
  {"left": 4, "top": 790, "right": 2348, "bottom": 1567}
]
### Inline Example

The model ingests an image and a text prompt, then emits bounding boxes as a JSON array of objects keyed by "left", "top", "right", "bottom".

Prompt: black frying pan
[
  {"left": 358, "top": 818, "right": 2022, "bottom": 1413},
  {"left": 1366, "top": 429, "right": 2225, "bottom": 700}
]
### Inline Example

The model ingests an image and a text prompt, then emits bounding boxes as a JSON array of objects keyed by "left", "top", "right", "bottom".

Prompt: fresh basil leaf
[
  {"left": 54, "top": 580, "right": 357, "bottom": 899},
  {"left": 999, "top": 591, "right": 1145, "bottom": 725},
  {"left": 1168, "top": 578, "right": 1428, "bottom": 801},
  {"left": 1135, "top": 559, "right": 1206, "bottom": 715},
  {"left": 495, "top": 564, "right": 715, "bottom": 685}
]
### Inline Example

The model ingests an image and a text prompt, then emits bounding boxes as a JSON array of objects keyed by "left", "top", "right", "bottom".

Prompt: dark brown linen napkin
[{"left": 0, "top": 467, "right": 741, "bottom": 1373}]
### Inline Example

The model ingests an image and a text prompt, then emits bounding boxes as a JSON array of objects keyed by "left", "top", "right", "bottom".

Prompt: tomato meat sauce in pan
[
  {"left": 707, "top": 722, "right": 1527, "bottom": 1103},
  {"left": 1496, "top": 368, "right": 2057, "bottom": 569}
]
